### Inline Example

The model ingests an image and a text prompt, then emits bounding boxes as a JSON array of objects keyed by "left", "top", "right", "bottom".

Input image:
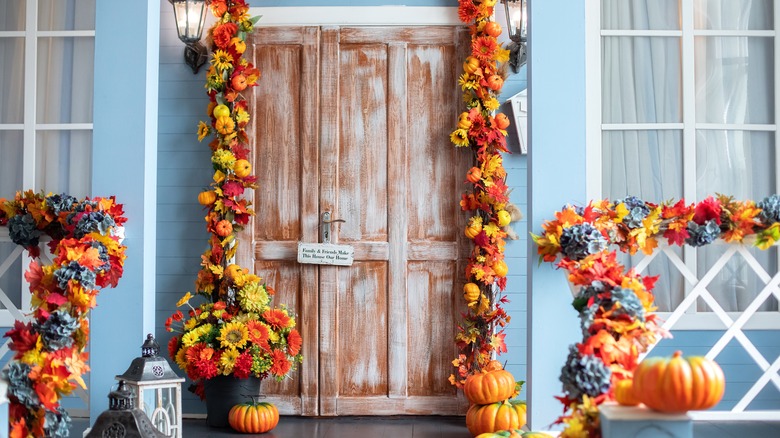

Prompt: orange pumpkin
[
  {"left": 484, "top": 21, "right": 502, "bottom": 38},
  {"left": 198, "top": 190, "right": 217, "bottom": 206},
  {"left": 492, "top": 260, "right": 508, "bottom": 278},
  {"left": 215, "top": 219, "right": 233, "bottom": 237},
  {"left": 466, "top": 400, "right": 527, "bottom": 436},
  {"left": 633, "top": 351, "right": 725, "bottom": 413},
  {"left": 231, "top": 74, "right": 248, "bottom": 91},
  {"left": 464, "top": 367, "right": 516, "bottom": 405},
  {"left": 463, "top": 282, "right": 481, "bottom": 304},
  {"left": 465, "top": 221, "right": 483, "bottom": 239},
  {"left": 463, "top": 56, "right": 480, "bottom": 74},
  {"left": 487, "top": 75, "right": 504, "bottom": 91},
  {"left": 494, "top": 113, "right": 510, "bottom": 130},
  {"left": 614, "top": 379, "right": 641, "bottom": 406},
  {"left": 233, "top": 159, "right": 252, "bottom": 178},
  {"left": 466, "top": 167, "right": 482, "bottom": 183},
  {"left": 458, "top": 112, "right": 472, "bottom": 130},
  {"left": 228, "top": 400, "right": 279, "bottom": 434}
]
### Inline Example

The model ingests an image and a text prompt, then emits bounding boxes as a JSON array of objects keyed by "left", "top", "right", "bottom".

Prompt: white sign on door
[{"left": 297, "top": 242, "right": 354, "bottom": 266}]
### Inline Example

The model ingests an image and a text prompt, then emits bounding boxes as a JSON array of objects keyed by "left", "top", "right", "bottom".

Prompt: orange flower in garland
[
  {"left": 167, "top": 0, "right": 302, "bottom": 396},
  {"left": 450, "top": 0, "right": 514, "bottom": 389}
]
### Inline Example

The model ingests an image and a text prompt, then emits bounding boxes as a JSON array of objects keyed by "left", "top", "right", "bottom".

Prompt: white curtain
[
  {"left": 602, "top": 0, "right": 777, "bottom": 312},
  {"left": 0, "top": 0, "right": 94, "bottom": 311}
]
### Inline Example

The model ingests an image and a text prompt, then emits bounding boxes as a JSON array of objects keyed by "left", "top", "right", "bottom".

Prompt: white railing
[{"left": 631, "top": 242, "right": 780, "bottom": 420}]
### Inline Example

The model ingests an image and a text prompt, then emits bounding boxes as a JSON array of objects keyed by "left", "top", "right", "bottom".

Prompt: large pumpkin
[
  {"left": 228, "top": 401, "right": 279, "bottom": 434},
  {"left": 466, "top": 400, "right": 527, "bottom": 436},
  {"left": 633, "top": 350, "right": 725, "bottom": 413},
  {"left": 475, "top": 430, "right": 523, "bottom": 438},
  {"left": 464, "top": 366, "right": 516, "bottom": 405}
]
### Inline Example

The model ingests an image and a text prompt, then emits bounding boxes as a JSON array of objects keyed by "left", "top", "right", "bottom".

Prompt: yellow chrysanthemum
[
  {"left": 175, "top": 348, "right": 188, "bottom": 370},
  {"left": 484, "top": 97, "right": 500, "bottom": 112},
  {"left": 176, "top": 292, "right": 193, "bottom": 307},
  {"left": 181, "top": 330, "right": 201, "bottom": 347},
  {"left": 184, "top": 318, "right": 198, "bottom": 331},
  {"left": 211, "top": 149, "right": 236, "bottom": 170},
  {"left": 235, "top": 108, "right": 250, "bottom": 126},
  {"left": 218, "top": 321, "right": 249, "bottom": 350},
  {"left": 238, "top": 282, "right": 270, "bottom": 313},
  {"left": 219, "top": 348, "right": 240, "bottom": 374},
  {"left": 211, "top": 49, "right": 234, "bottom": 70},
  {"left": 267, "top": 329, "right": 280, "bottom": 344}
]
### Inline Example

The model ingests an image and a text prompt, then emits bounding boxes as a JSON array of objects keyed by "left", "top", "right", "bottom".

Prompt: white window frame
[{"left": 585, "top": 0, "right": 780, "bottom": 330}]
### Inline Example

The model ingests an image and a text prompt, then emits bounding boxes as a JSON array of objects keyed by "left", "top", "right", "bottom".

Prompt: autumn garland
[
  {"left": 449, "top": 0, "right": 515, "bottom": 388},
  {"left": 533, "top": 194, "right": 780, "bottom": 437},
  {"left": 166, "top": 0, "right": 302, "bottom": 396},
  {"left": 0, "top": 191, "right": 127, "bottom": 438}
]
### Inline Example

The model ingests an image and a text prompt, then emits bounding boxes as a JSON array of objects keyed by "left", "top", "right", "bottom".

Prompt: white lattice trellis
[{"left": 633, "top": 243, "right": 780, "bottom": 421}]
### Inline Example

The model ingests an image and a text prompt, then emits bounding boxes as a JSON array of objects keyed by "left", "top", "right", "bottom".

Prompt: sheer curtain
[
  {"left": 0, "top": 0, "right": 94, "bottom": 311},
  {"left": 601, "top": 0, "right": 777, "bottom": 312}
]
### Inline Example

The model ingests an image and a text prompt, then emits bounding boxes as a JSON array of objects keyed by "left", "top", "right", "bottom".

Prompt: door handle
[{"left": 321, "top": 212, "right": 346, "bottom": 244}]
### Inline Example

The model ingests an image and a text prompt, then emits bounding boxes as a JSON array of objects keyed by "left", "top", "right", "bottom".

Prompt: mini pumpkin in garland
[
  {"left": 632, "top": 350, "right": 725, "bottom": 413},
  {"left": 228, "top": 399, "right": 280, "bottom": 434}
]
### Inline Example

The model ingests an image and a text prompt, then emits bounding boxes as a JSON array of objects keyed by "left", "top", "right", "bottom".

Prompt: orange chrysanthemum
[
  {"left": 246, "top": 320, "right": 270, "bottom": 350},
  {"left": 458, "top": 2, "right": 479, "bottom": 23},
  {"left": 269, "top": 349, "right": 291, "bottom": 377},
  {"left": 472, "top": 36, "right": 498, "bottom": 62},
  {"left": 262, "top": 309, "right": 292, "bottom": 330},
  {"left": 287, "top": 329, "right": 302, "bottom": 356}
]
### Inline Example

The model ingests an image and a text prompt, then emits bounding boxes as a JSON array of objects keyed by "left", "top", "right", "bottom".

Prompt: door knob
[{"left": 321, "top": 212, "right": 346, "bottom": 244}]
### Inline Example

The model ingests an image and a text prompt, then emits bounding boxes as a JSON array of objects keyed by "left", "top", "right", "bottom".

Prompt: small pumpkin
[
  {"left": 614, "top": 378, "right": 640, "bottom": 406},
  {"left": 465, "top": 220, "right": 483, "bottom": 239},
  {"left": 215, "top": 219, "right": 233, "bottom": 237},
  {"left": 464, "top": 282, "right": 481, "bottom": 304},
  {"left": 466, "top": 400, "right": 527, "bottom": 436},
  {"left": 231, "top": 74, "right": 248, "bottom": 91},
  {"left": 228, "top": 400, "right": 279, "bottom": 434},
  {"left": 233, "top": 159, "right": 252, "bottom": 178},
  {"left": 198, "top": 190, "right": 217, "bottom": 206},
  {"left": 633, "top": 350, "right": 725, "bottom": 413},
  {"left": 494, "top": 113, "right": 510, "bottom": 130},
  {"left": 483, "top": 21, "right": 503, "bottom": 38},
  {"left": 464, "top": 365, "right": 516, "bottom": 405},
  {"left": 492, "top": 260, "right": 508, "bottom": 278},
  {"left": 487, "top": 75, "right": 504, "bottom": 91},
  {"left": 463, "top": 56, "right": 480, "bottom": 74},
  {"left": 458, "top": 112, "right": 472, "bottom": 130},
  {"left": 466, "top": 166, "right": 482, "bottom": 183}
]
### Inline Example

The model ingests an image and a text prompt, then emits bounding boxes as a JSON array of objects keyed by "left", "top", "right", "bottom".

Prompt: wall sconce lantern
[
  {"left": 168, "top": 0, "right": 209, "bottom": 74},
  {"left": 116, "top": 334, "right": 185, "bottom": 438},
  {"left": 502, "top": 0, "right": 528, "bottom": 74}
]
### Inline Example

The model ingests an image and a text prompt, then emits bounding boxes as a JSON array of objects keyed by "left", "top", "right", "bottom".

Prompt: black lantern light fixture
[
  {"left": 502, "top": 0, "right": 528, "bottom": 74},
  {"left": 168, "top": 0, "right": 209, "bottom": 74}
]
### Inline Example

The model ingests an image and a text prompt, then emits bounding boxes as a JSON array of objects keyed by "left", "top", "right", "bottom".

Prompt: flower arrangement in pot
[{"left": 165, "top": 0, "right": 302, "bottom": 428}]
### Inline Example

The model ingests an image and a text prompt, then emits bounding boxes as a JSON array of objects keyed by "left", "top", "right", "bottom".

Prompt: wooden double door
[{"left": 239, "top": 26, "right": 471, "bottom": 416}]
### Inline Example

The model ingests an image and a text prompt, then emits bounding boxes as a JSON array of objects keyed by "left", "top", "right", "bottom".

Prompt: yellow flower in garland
[
  {"left": 218, "top": 321, "right": 249, "bottom": 350},
  {"left": 238, "top": 282, "right": 270, "bottom": 313},
  {"left": 197, "top": 121, "right": 210, "bottom": 142},
  {"left": 450, "top": 129, "right": 470, "bottom": 147},
  {"left": 230, "top": 37, "right": 246, "bottom": 54},
  {"left": 182, "top": 330, "right": 202, "bottom": 348},
  {"left": 235, "top": 107, "right": 250, "bottom": 127},
  {"left": 175, "top": 348, "right": 188, "bottom": 370},
  {"left": 211, "top": 149, "right": 236, "bottom": 170},
  {"left": 211, "top": 49, "right": 234, "bottom": 71}
]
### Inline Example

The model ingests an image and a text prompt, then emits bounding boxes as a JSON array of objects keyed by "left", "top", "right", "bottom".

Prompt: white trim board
[{"left": 248, "top": 6, "right": 460, "bottom": 26}]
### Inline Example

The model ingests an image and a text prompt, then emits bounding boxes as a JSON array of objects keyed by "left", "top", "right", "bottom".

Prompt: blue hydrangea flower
[
  {"left": 685, "top": 219, "right": 721, "bottom": 247},
  {"left": 45, "top": 193, "right": 77, "bottom": 216},
  {"left": 37, "top": 310, "right": 80, "bottom": 351},
  {"left": 3, "top": 362, "right": 39, "bottom": 408},
  {"left": 73, "top": 211, "right": 116, "bottom": 238},
  {"left": 610, "top": 287, "right": 646, "bottom": 321},
  {"left": 54, "top": 261, "right": 97, "bottom": 290},
  {"left": 560, "top": 346, "right": 612, "bottom": 400},
  {"left": 758, "top": 194, "right": 780, "bottom": 224},
  {"left": 559, "top": 223, "right": 608, "bottom": 260},
  {"left": 8, "top": 213, "right": 42, "bottom": 248},
  {"left": 616, "top": 196, "right": 650, "bottom": 229},
  {"left": 44, "top": 407, "right": 72, "bottom": 438}
]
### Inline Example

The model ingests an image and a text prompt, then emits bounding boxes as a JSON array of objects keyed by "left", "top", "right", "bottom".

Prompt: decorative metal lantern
[
  {"left": 502, "top": 0, "right": 528, "bottom": 73},
  {"left": 116, "top": 334, "right": 185, "bottom": 438},
  {"left": 85, "top": 380, "right": 167, "bottom": 438},
  {"left": 168, "top": 0, "right": 209, "bottom": 74}
]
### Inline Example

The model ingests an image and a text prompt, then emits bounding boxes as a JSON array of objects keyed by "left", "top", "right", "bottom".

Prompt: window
[{"left": 587, "top": 0, "right": 780, "bottom": 328}]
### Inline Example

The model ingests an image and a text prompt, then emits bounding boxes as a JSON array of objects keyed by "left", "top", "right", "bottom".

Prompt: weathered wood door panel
[{"left": 247, "top": 25, "right": 470, "bottom": 416}]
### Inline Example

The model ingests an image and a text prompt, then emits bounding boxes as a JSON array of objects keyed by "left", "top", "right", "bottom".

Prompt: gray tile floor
[{"left": 72, "top": 416, "right": 780, "bottom": 437}]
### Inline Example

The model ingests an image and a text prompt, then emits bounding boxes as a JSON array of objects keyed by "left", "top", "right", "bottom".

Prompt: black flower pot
[{"left": 203, "top": 375, "right": 262, "bottom": 428}]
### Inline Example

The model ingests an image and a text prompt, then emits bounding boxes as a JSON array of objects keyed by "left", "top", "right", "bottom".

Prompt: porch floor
[{"left": 72, "top": 416, "right": 780, "bottom": 437}]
